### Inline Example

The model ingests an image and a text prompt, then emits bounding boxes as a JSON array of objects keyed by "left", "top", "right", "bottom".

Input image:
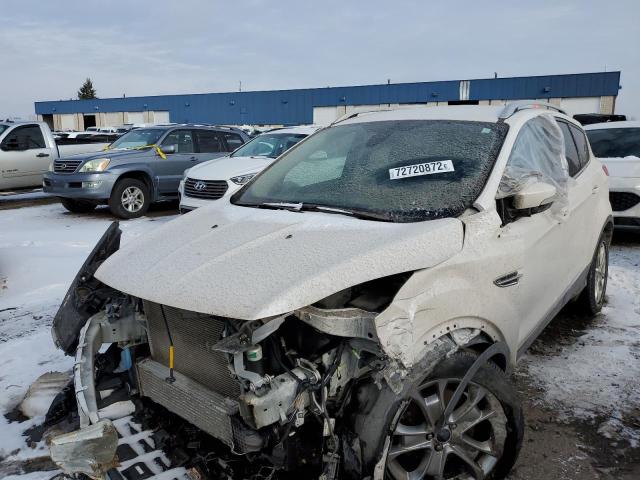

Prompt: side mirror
[
  {"left": 160, "top": 145, "right": 176, "bottom": 154},
  {"left": 513, "top": 181, "right": 556, "bottom": 210}
]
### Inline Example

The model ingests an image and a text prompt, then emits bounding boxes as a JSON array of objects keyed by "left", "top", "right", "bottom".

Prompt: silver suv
[{"left": 43, "top": 125, "right": 248, "bottom": 218}]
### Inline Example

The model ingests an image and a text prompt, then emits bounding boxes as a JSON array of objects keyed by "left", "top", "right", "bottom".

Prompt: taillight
[{"left": 602, "top": 165, "right": 609, "bottom": 176}]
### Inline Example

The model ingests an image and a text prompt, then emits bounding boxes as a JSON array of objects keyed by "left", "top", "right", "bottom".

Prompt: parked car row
[
  {"left": 47, "top": 102, "right": 615, "bottom": 480},
  {"left": 39, "top": 123, "right": 318, "bottom": 218}
]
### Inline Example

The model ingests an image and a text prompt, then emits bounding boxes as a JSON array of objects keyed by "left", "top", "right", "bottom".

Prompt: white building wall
[
  {"left": 126, "top": 112, "right": 145, "bottom": 124},
  {"left": 59, "top": 114, "right": 76, "bottom": 131},
  {"left": 557, "top": 97, "right": 601, "bottom": 116}
]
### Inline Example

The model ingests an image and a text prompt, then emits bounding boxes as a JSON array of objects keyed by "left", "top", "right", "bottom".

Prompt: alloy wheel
[
  {"left": 387, "top": 379, "right": 508, "bottom": 480},
  {"left": 594, "top": 241, "right": 607, "bottom": 303},
  {"left": 121, "top": 186, "right": 145, "bottom": 213}
]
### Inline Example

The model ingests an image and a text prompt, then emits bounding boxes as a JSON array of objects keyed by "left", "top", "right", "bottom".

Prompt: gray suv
[{"left": 43, "top": 125, "right": 248, "bottom": 218}]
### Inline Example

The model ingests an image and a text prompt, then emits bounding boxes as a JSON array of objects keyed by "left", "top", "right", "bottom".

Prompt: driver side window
[
  {"left": 1, "top": 125, "right": 46, "bottom": 151},
  {"left": 161, "top": 129, "right": 194, "bottom": 154}
]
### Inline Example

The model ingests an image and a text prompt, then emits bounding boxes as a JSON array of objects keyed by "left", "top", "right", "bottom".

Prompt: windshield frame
[
  {"left": 108, "top": 128, "right": 167, "bottom": 150},
  {"left": 232, "top": 119, "right": 509, "bottom": 223}
]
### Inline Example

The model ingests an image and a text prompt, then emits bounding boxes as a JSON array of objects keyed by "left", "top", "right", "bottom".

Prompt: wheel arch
[
  {"left": 419, "top": 318, "right": 513, "bottom": 372},
  {"left": 113, "top": 169, "right": 156, "bottom": 200}
]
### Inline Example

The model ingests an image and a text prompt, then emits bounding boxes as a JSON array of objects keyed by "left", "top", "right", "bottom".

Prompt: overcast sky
[{"left": 1, "top": 0, "right": 638, "bottom": 118}]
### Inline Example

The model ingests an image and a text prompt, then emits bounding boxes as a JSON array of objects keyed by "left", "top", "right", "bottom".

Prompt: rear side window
[
  {"left": 162, "top": 129, "right": 194, "bottom": 153},
  {"left": 586, "top": 128, "right": 640, "bottom": 158},
  {"left": 195, "top": 130, "right": 224, "bottom": 153},
  {"left": 557, "top": 122, "right": 581, "bottom": 177},
  {"left": 1, "top": 125, "right": 46, "bottom": 150},
  {"left": 223, "top": 132, "right": 245, "bottom": 151},
  {"left": 569, "top": 125, "right": 590, "bottom": 170}
]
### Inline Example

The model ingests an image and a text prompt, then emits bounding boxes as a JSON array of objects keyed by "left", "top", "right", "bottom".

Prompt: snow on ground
[
  {"left": 0, "top": 202, "right": 177, "bottom": 464},
  {"left": 0, "top": 189, "right": 48, "bottom": 201},
  {"left": 519, "top": 238, "right": 640, "bottom": 446}
]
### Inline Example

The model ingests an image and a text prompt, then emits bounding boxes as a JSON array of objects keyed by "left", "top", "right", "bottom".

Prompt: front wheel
[
  {"left": 355, "top": 351, "right": 524, "bottom": 480},
  {"left": 108, "top": 178, "right": 150, "bottom": 219}
]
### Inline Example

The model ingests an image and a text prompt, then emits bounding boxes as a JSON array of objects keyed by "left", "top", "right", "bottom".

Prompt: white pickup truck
[{"left": 0, "top": 121, "right": 110, "bottom": 191}]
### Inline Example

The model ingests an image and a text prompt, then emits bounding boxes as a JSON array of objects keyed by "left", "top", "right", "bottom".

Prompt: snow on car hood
[
  {"left": 95, "top": 203, "right": 463, "bottom": 320},
  {"left": 599, "top": 156, "right": 640, "bottom": 178},
  {"left": 186, "top": 155, "right": 273, "bottom": 180}
]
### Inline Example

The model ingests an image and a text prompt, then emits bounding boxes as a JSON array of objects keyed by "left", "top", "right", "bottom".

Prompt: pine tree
[{"left": 77, "top": 78, "right": 97, "bottom": 99}]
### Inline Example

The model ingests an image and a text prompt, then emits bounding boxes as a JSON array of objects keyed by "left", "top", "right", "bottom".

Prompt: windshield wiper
[{"left": 244, "top": 202, "right": 393, "bottom": 221}]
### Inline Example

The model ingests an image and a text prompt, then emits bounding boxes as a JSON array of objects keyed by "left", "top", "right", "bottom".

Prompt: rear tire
[
  {"left": 353, "top": 350, "right": 523, "bottom": 480},
  {"left": 109, "top": 178, "right": 150, "bottom": 219},
  {"left": 577, "top": 233, "right": 609, "bottom": 315},
  {"left": 60, "top": 198, "right": 96, "bottom": 213}
]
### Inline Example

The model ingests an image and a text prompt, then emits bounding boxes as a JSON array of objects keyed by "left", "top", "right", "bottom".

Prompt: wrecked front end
[{"left": 47, "top": 223, "right": 461, "bottom": 480}]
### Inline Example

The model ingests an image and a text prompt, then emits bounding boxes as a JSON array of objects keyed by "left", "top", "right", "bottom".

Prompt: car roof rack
[
  {"left": 331, "top": 109, "right": 392, "bottom": 126},
  {"left": 499, "top": 101, "right": 566, "bottom": 119}
]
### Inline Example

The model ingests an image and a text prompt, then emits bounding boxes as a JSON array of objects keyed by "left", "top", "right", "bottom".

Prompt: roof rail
[
  {"left": 331, "top": 109, "right": 391, "bottom": 126},
  {"left": 499, "top": 101, "right": 566, "bottom": 119}
]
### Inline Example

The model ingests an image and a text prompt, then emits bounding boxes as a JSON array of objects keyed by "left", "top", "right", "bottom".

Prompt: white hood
[
  {"left": 187, "top": 155, "right": 273, "bottom": 180},
  {"left": 599, "top": 156, "right": 640, "bottom": 178},
  {"left": 95, "top": 202, "right": 464, "bottom": 320}
]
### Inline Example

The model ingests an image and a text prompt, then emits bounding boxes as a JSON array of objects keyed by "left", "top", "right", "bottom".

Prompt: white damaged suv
[{"left": 48, "top": 103, "right": 612, "bottom": 480}]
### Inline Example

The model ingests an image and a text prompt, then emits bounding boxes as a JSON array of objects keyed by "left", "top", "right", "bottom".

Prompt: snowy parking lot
[{"left": 0, "top": 197, "right": 639, "bottom": 479}]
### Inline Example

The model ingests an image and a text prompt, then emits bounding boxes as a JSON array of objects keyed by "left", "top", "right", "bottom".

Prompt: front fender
[{"left": 52, "top": 222, "right": 122, "bottom": 355}]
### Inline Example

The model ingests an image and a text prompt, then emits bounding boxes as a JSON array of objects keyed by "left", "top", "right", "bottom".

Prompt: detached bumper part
[{"left": 49, "top": 419, "right": 119, "bottom": 480}]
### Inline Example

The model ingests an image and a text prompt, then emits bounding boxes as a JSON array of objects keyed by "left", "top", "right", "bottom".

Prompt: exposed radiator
[{"left": 143, "top": 301, "right": 241, "bottom": 399}]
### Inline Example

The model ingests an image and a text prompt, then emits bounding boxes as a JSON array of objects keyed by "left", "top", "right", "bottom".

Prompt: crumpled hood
[
  {"left": 187, "top": 155, "right": 272, "bottom": 180},
  {"left": 600, "top": 156, "right": 640, "bottom": 178},
  {"left": 95, "top": 203, "right": 463, "bottom": 320}
]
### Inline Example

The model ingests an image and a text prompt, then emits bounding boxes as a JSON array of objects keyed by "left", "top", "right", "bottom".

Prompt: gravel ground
[{"left": 1, "top": 197, "right": 639, "bottom": 479}]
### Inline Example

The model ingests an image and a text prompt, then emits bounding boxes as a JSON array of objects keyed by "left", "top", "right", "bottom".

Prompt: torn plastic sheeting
[
  {"left": 48, "top": 419, "right": 119, "bottom": 480},
  {"left": 497, "top": 114, "right": 569, "bottom": 215}
]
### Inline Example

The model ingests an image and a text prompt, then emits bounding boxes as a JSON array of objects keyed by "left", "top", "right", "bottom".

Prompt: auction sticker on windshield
[{"left": 389, "top": 160, "right": 454, "bottom": 180}]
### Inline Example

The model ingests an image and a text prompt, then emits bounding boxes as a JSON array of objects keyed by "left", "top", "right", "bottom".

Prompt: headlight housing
[
  {"left": 230, "top": 173, "right": 257, "bottom": 185},
  {"left": 79, "top": 158, "right": 111, "bottom": 173}
]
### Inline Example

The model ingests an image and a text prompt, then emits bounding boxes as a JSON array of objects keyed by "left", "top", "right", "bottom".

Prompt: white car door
[
  {"left": 495, "top": 115, "right": 574, "bottom": 353},
  {"left": 556, "top": 120, "right": 606, "bottom": 265},
  {"left": 0, "top": 124, "right": 53, "bottom": 189}
]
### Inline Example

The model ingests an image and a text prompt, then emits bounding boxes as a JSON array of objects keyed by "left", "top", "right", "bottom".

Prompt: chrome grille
[
  {"left": 53, "top": 160, "right": 83, "bottom": 173},
  {"left": 143, "top": 301, "right": 241, "bottom": 399},
  {"left": 184, "top": 178, "right": 228, "bottom": 200}
]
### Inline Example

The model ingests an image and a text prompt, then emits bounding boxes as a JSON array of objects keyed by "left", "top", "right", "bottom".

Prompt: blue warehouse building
[{"left": 35, "top": 71, "right": 621, "bottom": 131}]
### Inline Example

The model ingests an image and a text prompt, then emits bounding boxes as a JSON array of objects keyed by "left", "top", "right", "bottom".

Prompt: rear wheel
[
  {"left": 109, "top": 178, "right": 150, "bottom": 219},
  {"left": 578, "top": 234, "right": 609, "bottom": 315},
  {"left": 59, "top": 198, "right": 96, "bottom": 213},
  {"left": 355, "top": 351, "right": 523, "bottom": 480}
]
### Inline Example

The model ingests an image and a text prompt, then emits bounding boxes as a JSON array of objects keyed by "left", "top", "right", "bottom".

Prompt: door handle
[
  {"left": 36, "top": 153, "right": 50, "bottom": 158},
  {"left": 592, "top": 185, "right": 600, "bottom": 194}
]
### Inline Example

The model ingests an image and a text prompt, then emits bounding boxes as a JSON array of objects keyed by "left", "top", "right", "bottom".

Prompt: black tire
[
  {"left": 353, "top": 350, "right": 524, "bottom": 480},
  {"left": 108, "top": 178, "right": 150, "bottom": 219},
  {"left": 59, "top": 197, "right": 96, "bottom": 213},
  {"left": 577, "top": 232, "right": 609, "bottom": 315}
]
